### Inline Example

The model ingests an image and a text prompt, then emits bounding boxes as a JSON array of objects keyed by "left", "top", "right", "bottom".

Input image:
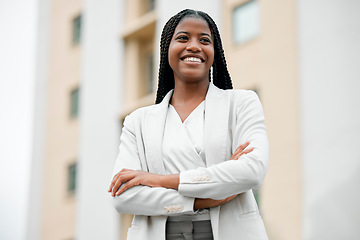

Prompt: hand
[
  {"left": 194, "top": 194, "right": 238, "bottom": 210},
  {"left": 230, "top": 141, "right": 254, "bottom": 160},
  {"left": 108, "top": 169, "right": 163, "bottom": 197}
]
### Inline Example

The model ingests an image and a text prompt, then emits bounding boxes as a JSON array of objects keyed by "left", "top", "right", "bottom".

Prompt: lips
[{"left": 180, "top": 55, "right": 205, "bottom": 63}]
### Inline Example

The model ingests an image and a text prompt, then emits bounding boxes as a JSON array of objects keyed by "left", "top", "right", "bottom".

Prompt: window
[
  {"left": 148, "top": 0, "right": 155, "bottom": 11},
  {"left": 232, "top": 0, "right": 260, "bottom": 45},
  {"left": 67, "top": 162, "right": 77, "bottom": 194},
  {"left": 72, "top": 14, "right": 82, "bottom": 45},
  {"left": 70, "top": 87, "right": 79, "bottom": 118}
]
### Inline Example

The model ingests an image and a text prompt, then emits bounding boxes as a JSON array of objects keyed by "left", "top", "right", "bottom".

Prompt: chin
[{"left": 179, "top": 71, "right": 209, "bottom": 82}]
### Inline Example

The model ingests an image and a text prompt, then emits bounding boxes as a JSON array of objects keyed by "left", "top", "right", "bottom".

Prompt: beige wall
[
  {"left": 121, "top": 0, "right": 156, "bottom": 117},
  {"left": 222, "top": 0, "right": 301, "bottom": 239},
  {"left": 42, "top": 0, "right": 82, "bottom": 239}
]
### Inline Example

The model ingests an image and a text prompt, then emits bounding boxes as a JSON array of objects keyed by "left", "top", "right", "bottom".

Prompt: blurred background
[{"left": 1, "top": 0, "right": 360, "bottom": 239}]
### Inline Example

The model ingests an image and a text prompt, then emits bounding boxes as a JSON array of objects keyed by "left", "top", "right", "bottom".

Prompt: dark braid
[{"left": 155, "top": 9, "right": 232, "bottom": 104}]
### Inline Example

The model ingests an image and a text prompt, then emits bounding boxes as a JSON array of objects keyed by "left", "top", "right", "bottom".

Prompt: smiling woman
[
  {"left": 109, "top": 9, "right": 269, "bottom": 240},
  {"left": 168, "top": 17, "right": 214, "bottom": 86}
]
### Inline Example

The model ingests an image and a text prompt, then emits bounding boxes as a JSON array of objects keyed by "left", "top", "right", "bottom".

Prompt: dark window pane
[
  {"left": 72, "top": 15, "right": 82, "bottom": 45},
  {"left": 148, "top": 0, "right": 155, "bottom": 11},
  {"left": 70, "top": 87, "right": 79, "bottom": 118},
  {"left": 68, "top": 162, "right": 77, "bottom": 193}
]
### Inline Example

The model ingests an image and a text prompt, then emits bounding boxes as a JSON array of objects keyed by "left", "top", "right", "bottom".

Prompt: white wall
[
  {"left": 75, "top": 0, "right": 123, "bottom": 239},
  {"left": 25, "top": 0, "right": 51, "bottom": 239},
  {"left": 157, "top": 0, "right": 222, "bottom": 29},
  {"left": 298, "top": 0, "right": 360, "bottom": 239},
  {"left": 0, "top": 0, "right": 38, "bottom": 239}
]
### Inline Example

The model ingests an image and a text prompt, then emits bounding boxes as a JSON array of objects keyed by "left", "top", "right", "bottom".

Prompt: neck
[{"left": 171, "top": 79, "right": 209, "bottom": 106}]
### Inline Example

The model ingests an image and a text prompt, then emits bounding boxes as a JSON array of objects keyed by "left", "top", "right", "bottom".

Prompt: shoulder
[
  {"left": 224, "top": 89, "right": 260, "bottom": 106},
  {"left": 209, "top": 84, "right": 261, "bottom": 110},
  {"left": 124, "top": 104, "right": 157, "bottom": 125},
  {"left": 226, "top": 88, "right": 257, "bottom": 98},
  {"left": 224, "top": 89, "right": 264, "bottom": 118},
  {"left": 211, "top": 83, "right": 257, "bottom": 101}
]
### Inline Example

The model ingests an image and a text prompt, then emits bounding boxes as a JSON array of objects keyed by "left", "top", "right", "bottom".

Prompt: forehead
[{"left": 174, "top": 17, "right": 212, "bottom": 36}]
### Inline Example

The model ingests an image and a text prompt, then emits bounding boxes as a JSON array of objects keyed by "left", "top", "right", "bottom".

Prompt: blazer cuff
[
  {"left": 163, "top": 195, "right": 196, "bottom": 215},
  {"left": 178, "top": 169, "right": 212, "bottom": 196}
]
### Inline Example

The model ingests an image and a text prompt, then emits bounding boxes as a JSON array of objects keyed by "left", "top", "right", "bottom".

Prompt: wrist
[
  {"left": 160, "top": 174, "right": 179, "bottom": 190},
  {"left": 158, "top": 174, "right": 166, "bottom": 188}
]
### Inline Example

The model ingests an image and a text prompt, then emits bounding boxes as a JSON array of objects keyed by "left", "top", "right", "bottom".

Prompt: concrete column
[
  {"left": 76, "top": 0, "right": 123, "bottom": 239},
  {"left": 298, "top": 0, "right": 360, "bottom": 239}
]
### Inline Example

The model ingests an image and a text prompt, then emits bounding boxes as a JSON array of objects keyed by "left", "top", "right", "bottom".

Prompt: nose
[{"left": 186, "top": 40, "right": 202, "bottom": 52}]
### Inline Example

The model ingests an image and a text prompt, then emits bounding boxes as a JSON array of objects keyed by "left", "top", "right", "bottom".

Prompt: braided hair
[{"left": 155, "top": 9, "right": 233, "bottom": 104}]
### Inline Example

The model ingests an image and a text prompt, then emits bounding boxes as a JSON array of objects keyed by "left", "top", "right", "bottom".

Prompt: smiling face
[{"left": 168, "top": 17, "right": 214, "bottom": 85}]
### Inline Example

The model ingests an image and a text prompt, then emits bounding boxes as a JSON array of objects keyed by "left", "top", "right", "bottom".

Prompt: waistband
[
  {"left": 167, "top": 212, "right": 210, "bottom": 222},
  {"left": 166, "top": 220, "right": 212, "bottom": 234}
]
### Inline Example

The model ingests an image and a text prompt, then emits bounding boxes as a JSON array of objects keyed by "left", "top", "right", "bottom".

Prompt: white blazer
[{"left": 112, "top": 82, "right": 269, "bottom": 240}]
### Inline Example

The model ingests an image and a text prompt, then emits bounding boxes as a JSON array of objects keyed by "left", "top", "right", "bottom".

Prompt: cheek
[
  {"left": 168, "top": 43, "right": 177, "bottom": 68},
  {"left": 168, "top": 51, "right": 175, "bottom": 70},
  {"left": 208, "top": 50, "right": 215, "bottom": 66}
]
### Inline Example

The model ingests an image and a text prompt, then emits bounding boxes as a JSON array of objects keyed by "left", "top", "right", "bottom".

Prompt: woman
[{"left": 108, "top": 9, "right": 269, "bottom": 240}]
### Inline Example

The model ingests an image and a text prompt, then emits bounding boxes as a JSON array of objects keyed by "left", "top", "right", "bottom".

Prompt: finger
[
  {"left": 238, "top": 141, "right": 250, "bottom": 152},
  {"left": 231, "top": 143, "right": 245, "bottom": 159},
  {"left": 111, "top": 173, "right": 119, "bottom": 181},
  {"left": 237, "top": 147, "right": 254, "bottom": 158},
  {"left": 243, "top": 147, "right": 254, "bottom": 154},
  {"left": 120, "top": 168, "right": 131, "bottom": 172},
  {"left": 112, "top": 175, "right": 126, "bottom": 196},
  {"left": 233, "top": 141, "right": 250, "bottom": 156},
  {"left": 116, "top": 179, "right": 139, "bottom": 196},
  {"left": 232, "top": 148, "right": 246, "bottom": 159},
  {"left": 235, "top": 141, "right": 250, "bottom": 152},
  {"left": 236, "top": 142, "right": 251, "bottom": 154},
  {"left": 108, "top": 174, "right": 120, "bottom": 192},
  {"left": 112, "top": 173, "right": 136, "bottom": 196}
]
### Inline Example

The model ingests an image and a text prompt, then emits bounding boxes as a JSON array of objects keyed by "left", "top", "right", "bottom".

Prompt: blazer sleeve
[
  {"left": 111, "top": 113, "right": 195, "bottom": 216},
  {"left": 178, "top": 91, "right": 269, "bottom": 200}
]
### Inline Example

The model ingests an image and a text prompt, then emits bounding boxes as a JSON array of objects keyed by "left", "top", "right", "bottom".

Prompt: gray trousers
[{"left": 165, "top": 220, "right": 214, "bottom": 240}]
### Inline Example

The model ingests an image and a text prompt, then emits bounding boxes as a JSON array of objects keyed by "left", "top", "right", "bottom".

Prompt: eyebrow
[{"left": 175, "top": 31, "right": 212, "bottom": 38}]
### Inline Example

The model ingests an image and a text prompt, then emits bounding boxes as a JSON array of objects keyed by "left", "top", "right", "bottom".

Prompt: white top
[
  {"left": 163, "top": 101, "right": 206, "bottom": 173},
  {"left": 162, "top": 101, "right": 210, "bottom": 221}
]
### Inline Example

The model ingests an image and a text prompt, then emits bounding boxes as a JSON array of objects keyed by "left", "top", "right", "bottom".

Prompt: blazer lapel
[
  {"left": 204, "top": 82, "right": 230, "bottom": 167},
  {"left": 143, "top": 90, "right": 173, "bottom": 175}
]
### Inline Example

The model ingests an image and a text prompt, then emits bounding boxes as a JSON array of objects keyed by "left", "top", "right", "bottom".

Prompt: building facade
[{"left": 40, "top": 0, "right": 82, "bottom": 239}]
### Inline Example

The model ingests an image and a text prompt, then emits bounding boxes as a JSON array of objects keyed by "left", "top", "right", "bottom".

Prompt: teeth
[{"left": 183, "top": 57, "right": 202, "bottom": 63}]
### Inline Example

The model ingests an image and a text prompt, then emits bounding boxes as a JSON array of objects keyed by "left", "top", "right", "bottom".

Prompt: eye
[
  {"left": 200, "top": 38, "right": 211, "bottom": 44},
  {"left": 176, "top": 35, "right": 188, "bottom": 41}
]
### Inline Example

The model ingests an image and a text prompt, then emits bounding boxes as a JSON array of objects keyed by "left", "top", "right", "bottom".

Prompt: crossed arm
[{"left": 108, "top": 141, "right": 253, "bottom": 210}]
